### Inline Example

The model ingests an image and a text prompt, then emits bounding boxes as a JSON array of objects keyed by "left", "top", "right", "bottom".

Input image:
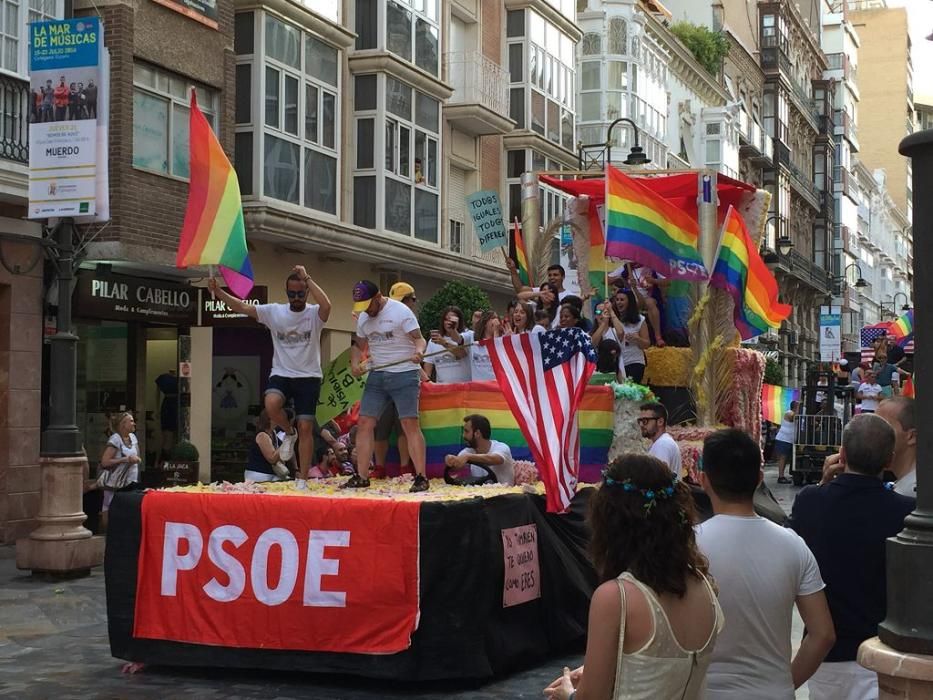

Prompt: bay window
[{"left": 354, "top": 0, "right": 439, "bottom": 77}]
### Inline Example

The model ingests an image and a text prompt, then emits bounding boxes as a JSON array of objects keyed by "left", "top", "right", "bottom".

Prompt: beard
[{"left": 289, "top": 300, "right": 307, "bottom": 311}]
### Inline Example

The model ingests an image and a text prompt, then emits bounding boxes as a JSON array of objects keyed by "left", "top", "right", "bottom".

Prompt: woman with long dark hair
[
  {"left": 591, "top": 287, "right": 650, "bottom": 383},
  {"left": 424, "top": 305, "right": 472, "bottom": 383},
  {"left": 545, "top": 455, "right": 723, "bottom": 700},
  {"left": 509, "top": 301, "right": 538, "bottom": 334},
  {"left": 470, "top": 310, "right": 503, "bottom": 381},
  {"left": 518, "top": 281, "right": 560, "bottom": 328}
]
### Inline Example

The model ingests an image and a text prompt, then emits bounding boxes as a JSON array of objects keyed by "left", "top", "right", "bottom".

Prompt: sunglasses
[
  {"left": 636, "top": 417, "right": 659, "bottom": 424},
  {"left": 286, "top": 290, "right": 307, "bottom": 299}
]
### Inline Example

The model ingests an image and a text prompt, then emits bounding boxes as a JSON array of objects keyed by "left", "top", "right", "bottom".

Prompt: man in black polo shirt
[{"left": 789, "top": 414, "right": 915, "bottom": 700}]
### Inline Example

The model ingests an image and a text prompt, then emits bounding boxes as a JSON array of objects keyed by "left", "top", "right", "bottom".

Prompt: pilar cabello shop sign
[{"left": 74, "top": 271, "right": 197, "bottom": 324}]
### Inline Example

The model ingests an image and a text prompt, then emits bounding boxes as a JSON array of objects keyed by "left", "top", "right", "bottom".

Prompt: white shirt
[
  {"left": 357, "top": 298, "right": 421, "bottom": 374},
  {"left": 470, "top": 342, "right": 496, "bottom": 382},
  {"left": 697, "top": 515, "right": 825, "bottom": 700},
  {"left": 858, "top": 382, "right": 884, "bottom": 411},
  {"left": 256, "top": 303, "right": 325, "bottom": 378},
  {"left": 458, "top": 440, "right": 515, "bottom": 485},
  {"left": 648, "top": 431, "right": 682, "bottom": 477},
  {"left": 107, "top": 432, "right": 140, "bottom": 485},
  {"left": 775, "top": 415, "right": 795, "bottom": 444},
  {"left": 604, "top": 316, "right": 646, "bottom": 368},
  {"left": 426, "top": 330, "right": 473, "bottom": 383},
  {"left": 894, "top": 466, "right": 917, "bottom": 497}
]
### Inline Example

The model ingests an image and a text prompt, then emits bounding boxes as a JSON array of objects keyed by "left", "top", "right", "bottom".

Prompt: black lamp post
[
  {"left": 877, "top": 129, "right": 933, "bottom": 654},
  {"left": 844, "top": 262, "right": 868, "bottom": 289},
  {"left": 604, "top": 117, "right": 651, "bottom": 166}
]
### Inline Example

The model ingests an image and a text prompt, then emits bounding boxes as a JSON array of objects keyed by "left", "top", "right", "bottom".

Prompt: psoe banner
[
  {"left": 28, "top": 18, "right": 102, "bottom": 219},
  {"left": 134, "top": 491, "right": 421, "bottom": 654}
]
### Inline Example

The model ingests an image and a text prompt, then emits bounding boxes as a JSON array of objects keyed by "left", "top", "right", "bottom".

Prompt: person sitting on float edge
[{"left": 444, "top": 414, "right": 515, "bottom": 486}]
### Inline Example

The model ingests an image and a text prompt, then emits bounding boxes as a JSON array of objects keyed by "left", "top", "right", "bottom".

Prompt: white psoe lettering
[{"left": 160, "top": 522, "right": 351, "bottom": 607}]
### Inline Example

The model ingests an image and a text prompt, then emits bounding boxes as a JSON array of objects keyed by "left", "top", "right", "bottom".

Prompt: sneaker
[
  {"left": 278, "top": 431, "right": 298, "bottom": 461},
  {"left": 295, "top": 478, "right": 308, "bottom": 490},
  {"left": 339, "top": 474, "right": 371, "bottom": 489},
  {"left": 409, "top": 474, "right": 429, "bottom": 493}
]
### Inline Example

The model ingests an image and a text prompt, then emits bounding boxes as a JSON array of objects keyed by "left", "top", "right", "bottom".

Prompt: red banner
[{"left": 134, "top": 492, "right": 421, "bottom": 654}]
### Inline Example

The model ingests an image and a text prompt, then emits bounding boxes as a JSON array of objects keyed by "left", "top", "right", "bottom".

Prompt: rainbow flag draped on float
[
  {"left": 176, "top": 90, "right": 254, "bottom": 297},
  {"left": 604, "top": 165, "right": 708, "bottom": 281},
  {"left": 761, "top": 384, "right": 799, "bottom": 424},
  {"left": 710, "top": 206, "right": 792, "bottom": 340}
]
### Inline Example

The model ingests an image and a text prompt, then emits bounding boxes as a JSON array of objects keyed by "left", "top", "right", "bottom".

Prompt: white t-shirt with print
[
  {"left": 357, "top": 298, "right": 421, "bottom": 374},
  {"left": 426, "top": 330, "right": 474, "bottom": 383},
  {"left": 256, "top": 303, "right": 325, "bottom": 378},
  {"left": 648, "top": 431, "right": 682, "bottom": 477},
  {"left": 107, "top": 432, "right": 140, "bottom": 485},
  {"left": 470, "top": 342, "right": 496, "bottom": 382},
  {"left": 458, "top": 440, "right": 515, "bottom": 485},
  {"left": 858, "top": 382, "right": 883, "bottom": 411},
  {"left": 697, "top": 515, "right": 825, "bottom": 700}
]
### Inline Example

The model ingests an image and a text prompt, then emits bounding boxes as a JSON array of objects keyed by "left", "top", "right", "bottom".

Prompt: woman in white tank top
[
  {"left": 544, "top": 454, "right": 723, "bottom": 700},
  {"left": 774, "top": 400, "right": 798, "bottom": 484}
]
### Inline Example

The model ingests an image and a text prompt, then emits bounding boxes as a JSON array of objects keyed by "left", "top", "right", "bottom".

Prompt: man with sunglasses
[
  {"left": 639, "top": 401, "right": 681, "bottom": 477},
  {"left": 208, "top": 265, "right": 331, "bottom": 488}
]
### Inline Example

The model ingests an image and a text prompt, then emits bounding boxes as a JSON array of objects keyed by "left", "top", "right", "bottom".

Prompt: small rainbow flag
[
  {"left": 587, "top": 199, "right": 610, "bottom": 300},
  {"left": 419, "top": 381, "right": 614, "bottom": 483},
  {"left": 604, "top": 165, "right": 707, "bottom": 281},
  {"left": 710, "top": 206, "right": 791, "bottom": 339},
  {"left": 176, "top": 90, "right": 254, "bottom": 298},
  {"left": 512, "top": 218, "right": 530, "bottom": 286},
  {"left": 889, "top": 309, "right": 914, "bottom": 347},
  {"left": 762, "top": 384, "right": 800, "bottom": 424}
]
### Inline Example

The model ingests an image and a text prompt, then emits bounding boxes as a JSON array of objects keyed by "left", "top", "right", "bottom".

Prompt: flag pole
[
  {"left": 365, "top": 342, "right": 476, "bottom": 373},
  {"left": 208, "top": 264, "right": 216, "bottom": 299}
]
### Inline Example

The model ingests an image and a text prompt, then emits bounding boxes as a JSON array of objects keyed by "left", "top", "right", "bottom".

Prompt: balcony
[
  {"left": 835, "top": 223, "right": 852, "bottom": 253},
  {"left": 833, "top": 109, "right": 859, "bottom": 151},
  {"left": 760, "top": 35, "right": 792, "bottom": 76},
  {"left": 787, "top": 161, "right": 820, "bottom": 210},
  {"left": 833, "top": 165, "right": 854, "bottom": 200},
  {"left": 776, "top": 248, "right": 832, "bottom": 294},
  {"left": 738, "top": 111, "right": 772, "bottom": 165},
  {"left": 788, "top": 80, "right": 819, "bottom": 127},
  {"left": 444, "top": 51, "right": 515, "bottom": 136},
  {"left": 0, "top": 75, "right": 29, "bottom": 165}
]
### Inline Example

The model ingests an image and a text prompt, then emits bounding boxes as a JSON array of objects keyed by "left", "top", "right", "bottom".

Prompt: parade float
[{"left": 107, "top": 165, "right": 777, "bottom": 681}]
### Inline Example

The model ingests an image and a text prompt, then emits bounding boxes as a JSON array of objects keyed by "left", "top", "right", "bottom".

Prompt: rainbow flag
[
  {"left": 176, "top": 90, "right": 254, "bottom": 298},
  {"left": 512, "top": 218, "right": 530, "bottom": 286},
  {"left": 889, "top": 310, "right": 914, "bottom": 347},
  {"left": 419, "top": 381, "right": 614, "bottom": 483},
  {"left": 710, "top": 206, "right": 791, "bottom": 340},
  {"left": 604, "top": 165, "right": 707, "bottom": 281},
  {"left": 761, "top": 384, "right": 799, "bottom": 424},
  {"left": 587, "top": 199, "right": 610, "bottom": 300}
]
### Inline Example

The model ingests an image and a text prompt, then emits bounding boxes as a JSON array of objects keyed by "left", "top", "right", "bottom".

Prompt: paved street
[{"left": 0, "top": 468, "right": 808, "bottom": 699}]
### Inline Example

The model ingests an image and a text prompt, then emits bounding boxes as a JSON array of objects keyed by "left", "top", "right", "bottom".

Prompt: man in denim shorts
[
  {"left": 209, "top": 265, "right": 330, "bottom": 488},
  {"left": 345, "top": 280, "right": 429, "bottom": 492}
]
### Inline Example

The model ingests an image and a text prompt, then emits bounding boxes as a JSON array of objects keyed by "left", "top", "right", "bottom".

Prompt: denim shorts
[
  {"left": 265, "top": 375, "right": 321, "bottom": 421},
  {"left": 360, "top": 370, "right": 420, "bottom": 419}
]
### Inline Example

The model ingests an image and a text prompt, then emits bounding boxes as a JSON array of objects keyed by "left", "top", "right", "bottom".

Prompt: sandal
[{"left": 339, "top": 474, "right": 371, "bottom": 489}]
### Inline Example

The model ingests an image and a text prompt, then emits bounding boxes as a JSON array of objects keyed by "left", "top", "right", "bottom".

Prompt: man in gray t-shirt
[{"left": 696, "top": 428, "right": 835, "bottom": 699}]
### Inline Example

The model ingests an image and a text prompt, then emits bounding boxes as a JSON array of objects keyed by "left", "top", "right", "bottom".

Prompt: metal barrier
[{"left": 796, "top": 414, "right": 843, "bottom": 448}]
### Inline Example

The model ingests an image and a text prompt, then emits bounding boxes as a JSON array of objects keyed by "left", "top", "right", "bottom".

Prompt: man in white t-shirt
[
  {"left": 346, "top": 280, "right": 429, "bottom": 492},
  {"left": 639, "top": 402, "right": 682, "bottom": 477},
  {"left": 443, "top": 414, "right": 514, "bottom": 485},
  {"left": 208, "top": 265, "right": 330, "bottom": 488},
  {"left": 696, "top": 428, "right": 835, "bottom": 699},
  {"left": 857, "top": 370, "right": 883, "bottom": 413}
]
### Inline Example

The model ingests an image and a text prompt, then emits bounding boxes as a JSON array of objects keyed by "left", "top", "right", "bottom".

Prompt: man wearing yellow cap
[{"left": 347, "top": 280, "right": 429, "bottom": 492}]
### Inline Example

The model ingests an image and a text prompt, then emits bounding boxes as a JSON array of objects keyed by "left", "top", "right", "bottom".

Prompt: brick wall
[{"left": 479, "top": 0, "right": 502, "bottom": 192}]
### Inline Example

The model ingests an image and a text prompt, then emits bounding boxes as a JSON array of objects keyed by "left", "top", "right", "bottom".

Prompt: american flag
[
  {"left": 483, "top": 327, "right": 597, "bottom": 513},
  {"left": 860, "top": 324, "right": 915, "bottom": 363}
]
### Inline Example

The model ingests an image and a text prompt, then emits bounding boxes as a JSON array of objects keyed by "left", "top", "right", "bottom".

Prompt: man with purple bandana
[{"left": 345, "top": 280, "right": 429, "bottom": 492}]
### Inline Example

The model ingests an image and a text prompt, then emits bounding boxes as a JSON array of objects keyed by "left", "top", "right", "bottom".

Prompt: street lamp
[
  {"left": 844, "top": 262, "right": 868, "bottom": 289},
  {"left": 760, "top": 214, "right": 789, "bottom": 261},
  {"left": 881, "top": 292, "right": 912, "bottom": 318},
  {"left": 765, "top": 214, "right": 795, "bottom": 255}
]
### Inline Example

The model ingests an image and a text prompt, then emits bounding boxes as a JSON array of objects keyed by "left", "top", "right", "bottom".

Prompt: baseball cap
[
  {"left": 389, "top": 282, "right": 416, "bottom": 302},
  {"left": 352, "top": 280, "right": 380, "bottom": 313}
]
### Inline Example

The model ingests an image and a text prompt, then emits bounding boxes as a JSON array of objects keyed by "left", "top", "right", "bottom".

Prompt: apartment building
[{"left": 848, "top": 1, "right": 914, "bottom": 218}]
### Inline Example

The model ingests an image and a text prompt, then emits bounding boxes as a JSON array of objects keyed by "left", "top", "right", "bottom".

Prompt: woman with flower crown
[{"left": 544, "top": 454, "right": 724, "bottom": 700}]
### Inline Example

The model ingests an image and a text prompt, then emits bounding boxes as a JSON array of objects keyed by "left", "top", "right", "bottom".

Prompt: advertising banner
[
  {"left": 28, "top": 18, "right": 102, "bottom": 219},
  {"left": 134, "top": 491, "right": 422, "bottom": 653},
  {"left": 820, "top": 311, "right": 842, "bottom": 362},
  {"left": 465, "top": 190, "right": 508, "bottom": 253},
  {"left": 152, "top": 0, "right": 219, "bottom": 29}
]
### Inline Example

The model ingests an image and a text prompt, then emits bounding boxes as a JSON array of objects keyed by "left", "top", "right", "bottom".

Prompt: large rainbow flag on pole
[
  {"left": 604, "top": 165, "right": 707, "bottom": 281},
  {"left": 761, "top": 384, "right": 800, "bottom": 424},
  {"left": 888, "top": 309, "right": 914, "bottom": 348},
  {"left": 176, "top": 89, "right": 254, "bottom": 297},
  {"left": 710, "top": 206, "right": 791, "bottom": 340}
]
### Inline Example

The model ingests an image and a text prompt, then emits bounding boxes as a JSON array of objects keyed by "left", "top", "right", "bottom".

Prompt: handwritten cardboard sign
[
  {"left": 501, "top": 523, "right": 541, "bottom": 607},
  {"left": 466, "top": 190, "right": 508, "bottom": 253}
]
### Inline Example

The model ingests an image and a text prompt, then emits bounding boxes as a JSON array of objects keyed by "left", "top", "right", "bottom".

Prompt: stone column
[
  {"left": 16, "top": 220, "right": 103, "bottom": 575},
  {"left": 857, "top": 130, "right": 933, "bottom": 694}
]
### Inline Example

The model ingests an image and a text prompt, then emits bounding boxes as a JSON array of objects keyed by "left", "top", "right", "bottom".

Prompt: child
[{"left": 533, "top": 308, "right": 551, "bottom": 333}]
